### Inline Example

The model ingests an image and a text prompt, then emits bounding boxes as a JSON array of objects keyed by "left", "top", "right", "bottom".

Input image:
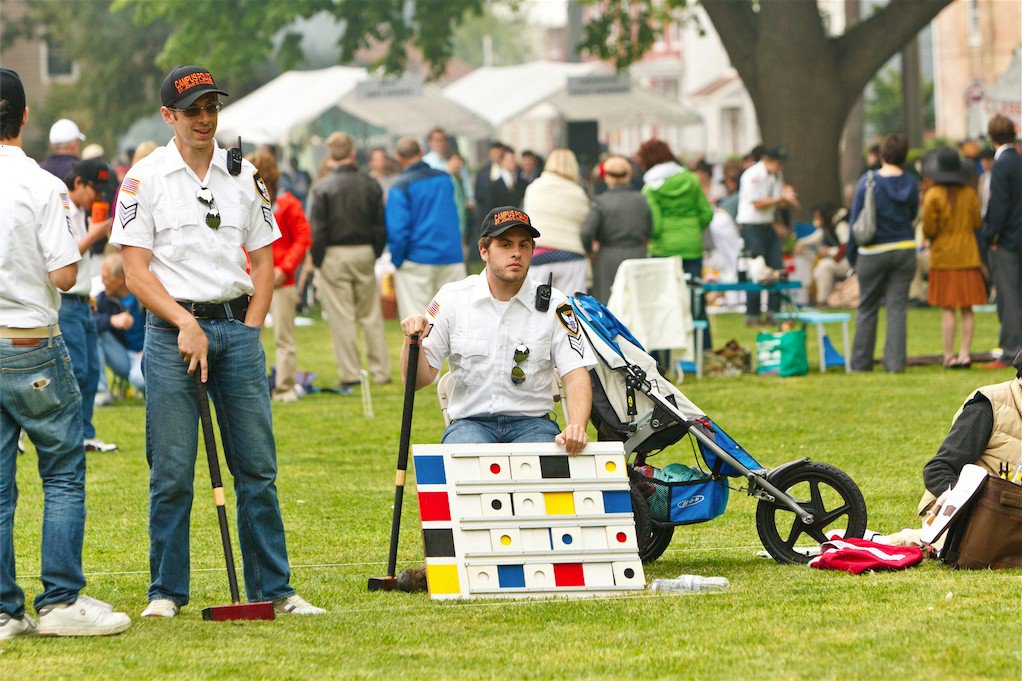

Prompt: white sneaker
[
  {"left": 141, "top": 599, "right": 179, "bottom": 618},
  {"left": 93, "top": 391, "right": 114, "bottom": 408},
  {"left": 272, "top": 594, "right": 325, "bottom": 615},
  {"left": 84, "top": 438, "right": 118, "bottom": 452},
  {"left": 37, "top": 595, "right": 131, "bottom": 636},
  {"left": 0, "top": 612, "right": 37, "bottom": 639}
]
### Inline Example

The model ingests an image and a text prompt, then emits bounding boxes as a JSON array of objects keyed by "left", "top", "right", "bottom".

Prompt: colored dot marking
[
  {"left": 489, "top": 463, "right": 501, "bottom": 474},
  {"left": 491, "top": 499, "right": 502, "bottom": 510},
  {"left": 616, "top": 532, "right": 627, "bottom": 543},
  {"left": 624, "top": 568, "right": 635, "bottom": 579},
  {"left": 500, "top": 535, "right": 512, "bottom": 546},
  {"left": 605, "top": 461, "right": 617, "bottom": 473},
  {"left": 561, "top": 534, "right": 573, "bottom": 545}
]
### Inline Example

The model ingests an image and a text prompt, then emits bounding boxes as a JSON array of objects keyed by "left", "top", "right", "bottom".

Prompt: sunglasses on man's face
[
  {"left": 511, "top": 345, "right": 529, "bottom": 386},
  {"left": 171, "top": 101, "right": 223, "bottom": 118},
  {"left": 196, "top": 187, "right": 221, "bottom": 229}
]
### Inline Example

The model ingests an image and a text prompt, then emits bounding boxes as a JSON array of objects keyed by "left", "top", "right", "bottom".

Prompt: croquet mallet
[
  {"left": 194, "top": 373, "right": 275, "bottom": 620},
  {"left": 368, "top": 333, "right": 420, "bottom": 591}
]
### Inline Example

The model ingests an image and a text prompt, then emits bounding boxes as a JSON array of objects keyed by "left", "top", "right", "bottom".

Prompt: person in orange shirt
[
  {"left": 246, "top": 149, "right": 311, "bottom": 402},
  {"left": 921, "top": 147, "right": 984, "bottom": 368}
]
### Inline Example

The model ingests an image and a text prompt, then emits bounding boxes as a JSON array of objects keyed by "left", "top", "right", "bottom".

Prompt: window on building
[
  {"left": 42, "top": 37, "right": 76, "bottom": 82},
  {"left": 722, "top": 107, "right": 743, "bottom": 157},
  {"left": 967, "top": 0, "right": 982, "bottom": 48}
]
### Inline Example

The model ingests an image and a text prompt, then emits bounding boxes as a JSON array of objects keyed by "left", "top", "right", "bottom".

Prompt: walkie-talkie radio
[
  {"left": 536, "top": 273, "right": 552, "bottom": 312},
  {"left": 227, "top": 136, "right": 243, "bottom": 176}
]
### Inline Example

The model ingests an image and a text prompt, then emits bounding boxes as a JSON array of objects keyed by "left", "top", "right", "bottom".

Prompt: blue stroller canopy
[{"left": 571, "top": 294, "right": 646, "bottom": 358}]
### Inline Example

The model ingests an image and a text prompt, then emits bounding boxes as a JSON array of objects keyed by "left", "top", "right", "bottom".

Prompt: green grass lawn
[{"left": 4, "top": 306, "right": 1020, "bottom": 679}]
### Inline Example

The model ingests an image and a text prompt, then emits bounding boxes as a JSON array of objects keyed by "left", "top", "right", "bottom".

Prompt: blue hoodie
[
  {"left": 385, "top": 161, "right": 463, "bottom": 268},
  {"left": 847, "top": 171, "right": 919, "bottom": 266}
]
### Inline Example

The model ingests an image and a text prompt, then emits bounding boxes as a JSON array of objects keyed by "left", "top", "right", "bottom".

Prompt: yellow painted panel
[
  {"left": 426, "top": 563, "right": 461, "bottom": 595},
  {"left": 544, "top": 491, "right": 575, "bottom": 515}
]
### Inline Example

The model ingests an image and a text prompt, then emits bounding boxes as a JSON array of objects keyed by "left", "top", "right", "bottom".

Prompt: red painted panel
[
  {"left": 553, "top": 562, "right": 585, "bottom": 587},
  {"left": 418, "top": 491, "right": 451, "bottom": 522}
]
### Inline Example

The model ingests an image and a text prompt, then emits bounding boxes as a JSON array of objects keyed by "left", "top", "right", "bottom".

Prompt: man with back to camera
[
  {"left": 62, "top": 158, "right": 118, "bottom": 451},
  {"left": 110, "top": 65, "right": 323, "bottom": 617},
  {"left": 396, "top": 206, "right": 596, "bottom": 590},
  {"left": 0, "top": 67, "right": 131, "bottom": 639},
  {"left": 40, "top": 118, "right": 84, "bottom": 181}
]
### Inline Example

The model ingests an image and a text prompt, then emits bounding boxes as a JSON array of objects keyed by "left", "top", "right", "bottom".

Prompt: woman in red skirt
[{"left": 921, "top": 148, "right": 985, "bottom": 368}]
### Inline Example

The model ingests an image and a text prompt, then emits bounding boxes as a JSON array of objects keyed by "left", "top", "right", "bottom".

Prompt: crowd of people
[{"left": 2, "top": 57, "right": 1021, "bottom": 635}]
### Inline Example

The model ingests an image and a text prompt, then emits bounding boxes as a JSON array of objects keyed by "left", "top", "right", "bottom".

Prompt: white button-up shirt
[
  {"left": 736, "top": 160, "right": 784, "bottom": 225},
  {"left": 422, "top": 272, "right": 596, "bottom": 421},
  {"left": 65, "top": 202, "right": 95, "bottom": 296},
  {"left": 109, "top": 139, "right": 280, "bottom": 302},
  {"left": 0, "top": 145, "right": 79, "bottom": 327}
]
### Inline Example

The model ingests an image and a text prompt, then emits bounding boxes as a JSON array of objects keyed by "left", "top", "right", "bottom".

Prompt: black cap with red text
[
  {"left": 480, "top": 206, "right": 541, "bottom": 238},
  {"left": 70, "top": 158, "right": 117, "bottom": 192},
  {"left": 160, "top": 66, "right": 229, "bottom": 109}
]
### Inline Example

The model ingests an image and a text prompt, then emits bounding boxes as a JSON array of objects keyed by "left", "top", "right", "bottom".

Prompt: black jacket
[
  {"left": 982, "top": 147, "right": 1022, "bottom": 253},
  {"left": 487, "top": 173, "right": 529, "bottom": 210},
  {"left": 309, "top": 164, "right": 385, "bottom": 267}
]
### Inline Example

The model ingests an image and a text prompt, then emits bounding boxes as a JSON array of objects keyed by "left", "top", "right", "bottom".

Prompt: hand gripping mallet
[
  {"left": 194, "top": 373, "right": 275, "bottom": 620},
  {"left": 368, "top": 333, "right": 420, "bottom": 591}
]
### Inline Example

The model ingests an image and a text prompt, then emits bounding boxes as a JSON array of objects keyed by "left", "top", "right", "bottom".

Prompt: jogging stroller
[{"left": 569, "top": 294, "right": 867, "bottom": 564}]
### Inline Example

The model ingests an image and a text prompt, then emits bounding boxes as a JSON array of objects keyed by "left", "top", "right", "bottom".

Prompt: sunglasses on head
[
  {"left": 511, "top": 345, "right": 529, "bottom": 386},
  {"left": 171, "top": 101, "right": 223, "bottom": 118},
  {"left": 196, "top": 187, "right": 221, "bottom": 229}
]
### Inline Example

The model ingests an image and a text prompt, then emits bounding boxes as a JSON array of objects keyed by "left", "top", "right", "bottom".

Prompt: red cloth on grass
[{"left": 808, "top": 536, "right": 923, "bottom": 575}]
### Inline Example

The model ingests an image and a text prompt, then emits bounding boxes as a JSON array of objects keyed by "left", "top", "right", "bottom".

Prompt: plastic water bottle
[{"left": 648, "top": 575, "right": 730, "bottom": 594}]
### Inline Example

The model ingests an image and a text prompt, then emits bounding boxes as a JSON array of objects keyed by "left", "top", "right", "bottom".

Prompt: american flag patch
[
  {"left": 426, "top": 299, "right": 440, "bottom": 317},
  {"left": 121, "top": 177, "right": 140, "bottom": 195},
  {"left": 59, "top": 192, "right": 70, "bottom": 210}
]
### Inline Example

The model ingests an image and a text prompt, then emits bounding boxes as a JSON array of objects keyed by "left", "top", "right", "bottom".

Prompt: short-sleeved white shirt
[
  {"left": 65, "top": 202, "right": 94, "bottom": 296},
  {"left": 0, "top": 145, "right": 80, "bottom": 327},
  {"left": 109, "top": 139, "right": 280, "bottom": 302},
  {"left": 736, "top": 160, "right": 784, "bottom": 225},
  {"left": 422, "top": 272, "right": 597, "bottom": 421}
]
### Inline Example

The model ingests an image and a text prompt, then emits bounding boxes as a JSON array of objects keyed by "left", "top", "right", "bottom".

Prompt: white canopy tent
[
  {"left": 217, "top": 66, "right": 493, "bottom": 145},
  {"left": 443, "top": 61, "right": 702, "bottom": 129}
]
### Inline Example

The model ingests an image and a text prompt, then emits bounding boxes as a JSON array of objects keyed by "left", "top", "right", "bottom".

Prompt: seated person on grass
[
  {"left": 94, "top": 253, "right": 145, "bottom": 394},
  {"left": 918, "top": 350, "right": 1022, "bottom": 515},
  {"left": 397, "top": 207, "right": 597, "bottom": 591}
]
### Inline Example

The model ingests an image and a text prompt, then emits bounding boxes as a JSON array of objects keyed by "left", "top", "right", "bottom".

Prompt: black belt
[
  {"left": 177, "top": 295, "right": 249, "bottom": 320},
  {"left": 61, "top": 293, "right": 90, "bottom": 303}
]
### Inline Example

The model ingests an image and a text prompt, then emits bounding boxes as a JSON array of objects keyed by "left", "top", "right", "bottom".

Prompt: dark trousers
[
  {"left": 989, "top": 246, "right": 1022, "bottom": 358},
  {"left": 851, "top": 249, "right": 916, "bottom": 372},
  {"left": 740, "top": 223, "right": 784, "bottom": 320}
]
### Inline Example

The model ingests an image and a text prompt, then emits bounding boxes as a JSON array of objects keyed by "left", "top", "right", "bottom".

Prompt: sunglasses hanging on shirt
[
  {"left": 511, "top": 345, "right": 529, "bottom": 386},
  {"left": 196, "top": 187, "right": 221, "bottom": 229}
]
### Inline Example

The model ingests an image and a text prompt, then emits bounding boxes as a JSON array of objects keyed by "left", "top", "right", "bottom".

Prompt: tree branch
[
  {"left": 834, "top": 0, "right": 954, "bottom": 95},
  {"left": 701, "top": 0, "right": 759, "bottom": 95}
]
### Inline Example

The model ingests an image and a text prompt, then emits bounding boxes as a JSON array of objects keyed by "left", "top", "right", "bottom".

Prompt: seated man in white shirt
[
  {"left": 401, "top": 206, "right": 595, "bottom": 454},
  {"left": 397, "top": 206, "right": 596, "bottom": 590}
]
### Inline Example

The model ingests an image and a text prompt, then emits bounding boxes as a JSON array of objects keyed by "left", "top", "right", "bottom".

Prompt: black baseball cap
[
  {"left": 0, "top": 68, "right": 27, "bottom": 122},
  {"left": 762, "top": 146, "right": 788, "bottom": 162},
  {"left": 160, "top": 66, "right": 229, "bottom": 109},
  {"left": 70, "top": 158, "right": 117, "bottom": 192},
  {"left": 480, "top": 206, "right": 541, "bottom": 239}
]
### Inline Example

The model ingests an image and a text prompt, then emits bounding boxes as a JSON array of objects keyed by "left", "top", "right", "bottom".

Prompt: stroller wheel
[
  {"left": 630, "top": 487, "right": 676, "bottom": 563},
  {"left": 755, "top": 461, "right": 867, "bottom": 564}
]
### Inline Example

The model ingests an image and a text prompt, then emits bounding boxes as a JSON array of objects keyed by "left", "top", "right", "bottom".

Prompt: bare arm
[
  {"left": 77, "top": 217, "right": 112, "bottom": 254},
  {"left": 245, "top": 245, "right": 274, "bottom": 327},
  {"left": 556, "top": 366, "right": 592, "bottom": 455},
  {"left": 399, "top": 314, "right": 439, "bottom": 390},
  {"left": 48, "top": 263, "right": 78, "bottom": 291},
  {"left": 121, "top": 245, "right": 210, "bottom": 382}
]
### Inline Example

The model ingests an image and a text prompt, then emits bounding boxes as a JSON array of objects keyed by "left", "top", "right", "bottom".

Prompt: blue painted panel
[
  {"left": 602, "top": 490, "right": 632, "bottom": 514},
  {"left": 497, "top": 564, "right": 526, "bottom": 588},
  {"left": 413, "top": 455, "right": 446, "bottom": 485}
]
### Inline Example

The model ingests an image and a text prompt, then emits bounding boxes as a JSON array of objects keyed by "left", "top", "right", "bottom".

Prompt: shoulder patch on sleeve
[
  {"left": 121, "top": 177, "right": 140, "bottom": 195},
  {"left": 427, "top": 298, "right": 441, "bottom": 318},
  {"left": 261, "top": 205, "right": 273, "bottom": 226},
  {"left": 253, "top": 171, "right": 271, "bottom": 205},
  {"left": 556, "top": 303, "right": 585, "bottom": 357},
  {"left": 59, "top": 192, "right": 70, "bottom": 210},
  {"left": 118, "top": 201, "right": 138, "bottom": 228}
]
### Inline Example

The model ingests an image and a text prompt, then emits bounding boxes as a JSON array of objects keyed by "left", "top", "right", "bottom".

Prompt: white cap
[{"left": 49, "top": 118, "right": 85, "bottom": 145}]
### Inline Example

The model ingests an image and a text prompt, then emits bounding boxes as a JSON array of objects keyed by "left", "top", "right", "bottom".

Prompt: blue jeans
[
  {"left": 0, "top": 335, "right": 86, "bottom": 617},
  {"left": 58, "top": 297, "right": 100, "bottom": 439},
  {"left": 442, "top": 415, "right": 561, "bottom": 444},
  {"left": 99, "top": 331, "right": 145, "bottom": 392},
  {"left": 143, "top": 313, "right": 294, "bottom": 606}
]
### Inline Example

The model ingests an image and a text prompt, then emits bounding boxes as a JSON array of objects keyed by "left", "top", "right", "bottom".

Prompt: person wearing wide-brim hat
[{"left": 921, "top": 147, "right": 986, "bottom": 368}]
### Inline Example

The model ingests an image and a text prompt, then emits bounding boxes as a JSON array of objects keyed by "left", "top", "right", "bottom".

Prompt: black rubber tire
[
  {"left": 630, "top": 487, "right": 676, "bottom": 563},
  {"left": 755, "top": 461, "right": 867, "bottom": 565}
]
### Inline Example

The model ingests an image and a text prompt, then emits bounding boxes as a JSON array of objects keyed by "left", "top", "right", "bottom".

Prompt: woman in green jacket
[{"left": 638, "top": 139, "right": 714, "bottom": 350}]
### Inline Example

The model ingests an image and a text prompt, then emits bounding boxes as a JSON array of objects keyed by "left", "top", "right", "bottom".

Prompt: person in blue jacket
[
  {"left": 385, "top": 137, "right": 466, "bottom": 319},
  {"left": 94, "top": 253, "right": 146, "bottom": 394},
  {"left": 847, "top": 133, "right": 920, "bottom": 373}
]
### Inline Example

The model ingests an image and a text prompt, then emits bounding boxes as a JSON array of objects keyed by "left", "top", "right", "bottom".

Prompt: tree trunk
[{"left": 841, "top": 0, "right": 865, "bottom": 199}]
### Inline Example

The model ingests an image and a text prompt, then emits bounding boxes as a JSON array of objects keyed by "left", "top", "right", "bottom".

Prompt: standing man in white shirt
[
  {"left": 736, "top": 146, "right": 799, "bottom": 324},
  {"left": 0, "top": 67, "right": 131, "bottom": 639},
  {"left": 62, "top": 158, "right": 117, "bottom": 452},
  {"left": 110, "top": 65, "right": 323, "bottom": 618}
]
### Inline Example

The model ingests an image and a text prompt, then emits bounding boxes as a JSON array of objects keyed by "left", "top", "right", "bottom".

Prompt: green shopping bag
[{"left": 756, "top": 329, "right": 809, "bottom": 377}]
